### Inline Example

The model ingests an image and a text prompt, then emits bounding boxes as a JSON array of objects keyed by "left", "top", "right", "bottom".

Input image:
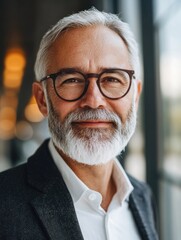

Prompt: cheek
[
  {"left": 110, "top": 91, "right": 134, "bottom": 123},
  {"left": 47, "top": 82, "right": 80, "bottom": 122},
  {"left": 51, "top": 98, "right": 80, "bottom": 122},
  {"left": 113, "top": 101, "right": 131, "bottom": 122}
]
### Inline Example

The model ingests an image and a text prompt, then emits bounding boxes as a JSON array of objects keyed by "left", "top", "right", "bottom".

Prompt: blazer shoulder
[
  {"left": 0, "top": 162, "right": 26, "bottom": 180},
  {"left": 128, "top": 174, "right": 152, "bottom": 194},
  {"left": 0, "top": 139, "right": 50, "bottom": 193},
  {"left": 0, "top": 163, "right": 27, "bottom": 197},
  {"left": 128, "top": 174, "right": 159, "bottom": 232}
]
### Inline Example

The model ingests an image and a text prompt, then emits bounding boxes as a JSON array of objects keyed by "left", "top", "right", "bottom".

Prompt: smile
[{"left": 72, "top": 121, "right": 113, "bottom": 128}]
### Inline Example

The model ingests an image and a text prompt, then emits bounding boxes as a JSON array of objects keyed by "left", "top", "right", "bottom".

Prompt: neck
[{"left": 57, "top": 148, "right": 117, "bottom": 211}]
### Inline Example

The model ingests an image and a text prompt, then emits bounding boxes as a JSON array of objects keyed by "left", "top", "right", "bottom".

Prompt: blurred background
[{"left": 0, "top": 0, "right": 181, "bottom": 239}]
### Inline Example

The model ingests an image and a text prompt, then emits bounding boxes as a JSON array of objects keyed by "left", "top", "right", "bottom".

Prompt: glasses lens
[
  {"left": 54, "top": 72, "right": 86, "bottom": 100},
  {"left": 99, "top": 70, "right": 131, "bottom": 99}
]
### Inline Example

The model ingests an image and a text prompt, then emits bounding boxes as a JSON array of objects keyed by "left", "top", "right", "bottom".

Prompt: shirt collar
[
  {"left": 48, "top": 139, "right": 133, "bottom": 205},
  {"left": 113, "top": 159, "right": 134, "bottom": 203},
  {"left": 49, "top": 139, "right": 87, "bottom": 203}
]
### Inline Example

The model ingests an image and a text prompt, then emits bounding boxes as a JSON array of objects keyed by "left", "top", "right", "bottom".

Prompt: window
[{"left": 154, "top": 1, "right": 181, "bottom": 239}]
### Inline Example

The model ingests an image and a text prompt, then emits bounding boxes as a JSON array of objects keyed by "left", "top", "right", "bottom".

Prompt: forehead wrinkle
[
  {"left": 48, "top": 25, "right": 132, "bottom": 74},
  {"left": 55, "top": 65, "right": 120, "bottom": 74}
]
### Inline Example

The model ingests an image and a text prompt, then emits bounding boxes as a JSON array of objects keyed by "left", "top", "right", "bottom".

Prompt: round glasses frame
[{"left": 40, "top": 68, "right": 135, "bottom": 102}]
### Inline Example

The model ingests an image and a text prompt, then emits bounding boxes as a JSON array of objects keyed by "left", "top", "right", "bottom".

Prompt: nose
[{"left": 79, "top": 79, "right": 107, "bottom": 109}]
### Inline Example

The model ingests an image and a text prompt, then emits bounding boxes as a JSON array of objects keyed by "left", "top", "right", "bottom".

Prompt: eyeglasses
[{"left": 40, "top": 68, "right": 135, "bottom": 102}]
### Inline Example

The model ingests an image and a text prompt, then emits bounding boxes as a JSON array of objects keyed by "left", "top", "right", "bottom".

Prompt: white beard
[{"left": 47, "top": 98, "right": 137, "bottom": 166}]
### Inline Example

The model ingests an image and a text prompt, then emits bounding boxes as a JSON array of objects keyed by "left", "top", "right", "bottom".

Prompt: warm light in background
[
  {"left": 3, "top": 69, "right": 24, "bottom": 89},
  {"left": 0, "top": 90, "right": 18, "bottom": 140},
  {"left": 0, "top": 48, "right": 42, "bottom": 140},
  {"left": 0, "top": 91, "right": 18, "bottom": 109},
  {"left": 0, "top": 48, "right": 27, "bottom": 140},
  {"left": 3, "top": 48, "right": 26, "bottom": 89},
  {"left": 0, "top": 107, "right": 17, "bottom": 140},
  {"left": 25, "top": 96, "right": 44, "bottom": 122},
  {"left": 4, "top": 49, "right": 26, "bottom": 71}
]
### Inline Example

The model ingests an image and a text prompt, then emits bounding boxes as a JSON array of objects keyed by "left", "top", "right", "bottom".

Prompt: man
[{"left": 0, "top": 8, "right": 158, "bottom": 240}]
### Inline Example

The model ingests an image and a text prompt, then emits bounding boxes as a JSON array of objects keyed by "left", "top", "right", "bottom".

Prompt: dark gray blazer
[{"left": 0, "top": 139, "right": 158, "bottom": 240}]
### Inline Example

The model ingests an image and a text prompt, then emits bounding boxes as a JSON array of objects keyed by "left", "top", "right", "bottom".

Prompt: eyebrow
[
  {"left": 41, "top": 67, "right": 108, "bottom": 81},
  {"left": 54, "top": 67, "right": 120, "bottom": 74}
]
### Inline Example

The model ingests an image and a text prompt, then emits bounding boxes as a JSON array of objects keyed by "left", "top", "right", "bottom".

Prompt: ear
[
  {"left": 32, "top": 82, "right": 48, "bottom": 117},
  {"left": 135, "top": 80, "right": 142, "bottom": 111}
]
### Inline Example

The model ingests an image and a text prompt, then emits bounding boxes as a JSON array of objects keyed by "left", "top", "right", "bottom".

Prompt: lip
[{"left": 72, "top": 120, "right": 112, "bottom": 128}]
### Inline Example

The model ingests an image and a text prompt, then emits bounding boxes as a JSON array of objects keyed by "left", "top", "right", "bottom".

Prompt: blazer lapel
[
  {"left": 129, "top": 180, "right": 158, "bottom": 240},
  {"left": 27, "top": 140, "right": 84, "bottom": 240}
]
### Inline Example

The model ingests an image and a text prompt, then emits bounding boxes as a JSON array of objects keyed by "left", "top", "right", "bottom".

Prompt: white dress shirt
[{"left": 49, "top": 140, "right": 141, "bottom": 240}]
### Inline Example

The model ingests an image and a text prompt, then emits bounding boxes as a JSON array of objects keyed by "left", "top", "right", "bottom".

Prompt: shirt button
[{"left": 88, "top": 193, "right": 97, "bottom": 201}]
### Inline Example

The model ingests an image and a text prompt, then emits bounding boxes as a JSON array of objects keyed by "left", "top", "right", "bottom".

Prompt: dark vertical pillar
[
  {"left": 112, "top": 0, "right": 119, "bottom": 13},
  {"left": 140, "top": 0, "right": 161, "bottom": 203},
  {"left": 0, "top": 0, "right": 5, "bottom": 94}
]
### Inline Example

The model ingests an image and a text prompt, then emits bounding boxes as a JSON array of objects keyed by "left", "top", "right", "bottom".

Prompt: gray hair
[{"left": 34, "top": 8, "right": 140, "bottom": 81}]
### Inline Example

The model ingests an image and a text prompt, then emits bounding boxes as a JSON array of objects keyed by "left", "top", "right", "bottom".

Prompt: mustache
[{"left": 63, "top": 108, "right": 122, "bottom": 126}]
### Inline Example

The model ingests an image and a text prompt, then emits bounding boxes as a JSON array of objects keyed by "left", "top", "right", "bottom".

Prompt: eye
[
  {"left": 56, "top": 78, "right": 85, "bottom": 89},
  {"left": 101, "top": 77, "right": 121, "bottom": 84},
  {"left": 105, "top": 77, "right": 120, "bottom": 82},
  {"left": 62, "top": 78, "right": 83, "bottom": 84}
]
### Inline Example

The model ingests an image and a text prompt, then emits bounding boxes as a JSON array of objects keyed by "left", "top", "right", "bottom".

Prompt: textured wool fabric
[{"left": 0, "top": 139, "right": 158, "bottom": 240}]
